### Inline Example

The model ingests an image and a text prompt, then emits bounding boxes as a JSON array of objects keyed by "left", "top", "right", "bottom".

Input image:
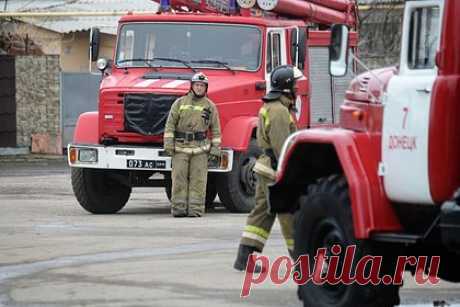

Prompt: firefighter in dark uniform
[
  {"left": 234, "top": 65, "right": 304, "bottom": 271},
  {"left": 163, "top": 72, "right": 221, "bottom": 217}
]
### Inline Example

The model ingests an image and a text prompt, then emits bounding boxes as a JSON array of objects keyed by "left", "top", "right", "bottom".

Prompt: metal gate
[
  {"left": 61, "top": 72, "right": 100, "bottom": 147},
  {"left": 0, "top": 55, "right": 16, "bottom": 147}
]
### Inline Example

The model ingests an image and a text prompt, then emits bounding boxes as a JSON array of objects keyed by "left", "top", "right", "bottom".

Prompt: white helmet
[
  {"left": 190, "top": 72, "right": 208, "bottom": 98},
  {"left": 191, "top": 72, "right": 208, "bottom": 85}
]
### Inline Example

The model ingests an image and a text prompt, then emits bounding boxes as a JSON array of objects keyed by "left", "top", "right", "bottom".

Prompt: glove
[
  {"left": 265, "top": 148, "right": 278, "bottom": 170},
  {"left": 209, "top": 146, "right": 221, "bottom": 159},
  {"left": 163, "top": 143, "right": 174, "bottom": 156},
  {"left": 201, "top": 108, "right": 211, "bottom": 125}
]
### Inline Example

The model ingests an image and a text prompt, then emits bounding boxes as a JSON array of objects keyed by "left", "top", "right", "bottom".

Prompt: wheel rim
[
  {"left": 240, "top": 156, "right": 257, "bottom": 196},
  {"left": 311, "top": 218, "right": 348, "bottom": 302}
]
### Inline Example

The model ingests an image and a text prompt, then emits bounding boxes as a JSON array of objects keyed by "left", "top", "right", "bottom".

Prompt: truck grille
[{"left": 124, "top": 93, "right": 179, "bottom": 135}]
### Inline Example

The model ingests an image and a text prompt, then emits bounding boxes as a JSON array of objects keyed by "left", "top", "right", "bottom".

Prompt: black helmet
[{"left": 270, "top": 65, "right": 303, "bottom": 94}]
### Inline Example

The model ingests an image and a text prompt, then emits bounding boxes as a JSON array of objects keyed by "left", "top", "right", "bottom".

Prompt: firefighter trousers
[
  {"left": 240, "top": 174, "right": 294, "bottom": 252},
  {"left": 171, "top": 152, "right": 208, "bottom": 217}
]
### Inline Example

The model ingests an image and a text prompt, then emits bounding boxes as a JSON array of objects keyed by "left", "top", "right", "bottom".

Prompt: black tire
[
  {"left": 164, "top": 173, "right": 217, "bottom": 210},
  {"left": 294, "top": 175, "right": 400, "bottom": 307},
  {"left": 217, "top": 139, "right": 262, "bottom": 213},
  {"left": 205, "top": 175, "right": 218, "bottom": 210},
  {"left": 71, "top": 168, "right": 131, "bottom": 214},
  {"left": 432, "top": 250, "right": 460, "bottom": 282}
]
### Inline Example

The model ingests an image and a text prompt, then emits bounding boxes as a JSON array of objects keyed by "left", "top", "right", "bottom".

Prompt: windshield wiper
[
  {"left": 117, "top": 57, "right": 197, "bottom": 72},
  {"left": 150, "top": 57, "right": 197, "bottom": 72},
  {"left": 117, "top": 58, "right": 154, "bottom": 67},
  {"left": 190, "top": 60, "right": 235, "bottom": 74}
]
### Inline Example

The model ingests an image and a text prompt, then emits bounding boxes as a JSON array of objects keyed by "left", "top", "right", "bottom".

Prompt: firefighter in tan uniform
[
  {"left": 234, "top": 65, "right": 303, "bottom": 271},
  {"left": 163, "top": 73, "right": 221, "bottom": 217}
]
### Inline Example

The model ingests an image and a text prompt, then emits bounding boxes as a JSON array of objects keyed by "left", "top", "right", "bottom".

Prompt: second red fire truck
[
  {"left": 68, "top": 0, "right": 358, "bottom": 214},
  {"left": 270, "top": 0, "right": 460, "bottom": 306}
]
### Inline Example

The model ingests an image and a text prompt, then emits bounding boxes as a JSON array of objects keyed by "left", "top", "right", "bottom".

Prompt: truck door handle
[{"left": 416, "top": 87, "right": 431, "bottom": 94}]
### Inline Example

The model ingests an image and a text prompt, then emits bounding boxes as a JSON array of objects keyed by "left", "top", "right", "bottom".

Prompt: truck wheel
[
  {"left": 217, "top": 139, "right": 262, "bottom": 213},
  {"left": 433, "top": 250, "right": 460, "bottom": 282},
  {"left": 205, "top": 177, "right": 218, "bottom": 210},
  {"left": 164, "top": 174, "right": 217, "bottom": 210},
  {"left": 294, "top": 175, "right": 400, "bottom": 307},
  {"left": 71, "top": 168, "right": 131, "bottom": 214}
]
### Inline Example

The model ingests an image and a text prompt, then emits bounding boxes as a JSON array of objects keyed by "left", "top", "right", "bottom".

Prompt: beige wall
[
  {"left": 61, "top": 31, "right": 116, "bottom": 72},
  {"left": 2, "top": 21, "right": 117, "bottom": 72},
  {"left": 60, "top": 31, "right": 88, "bottom": 72},
  {"left": 100, "top": 33, "right": 117, "bottom": 61}
]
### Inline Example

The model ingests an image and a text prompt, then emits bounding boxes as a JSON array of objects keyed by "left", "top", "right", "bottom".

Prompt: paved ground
[{"left": 0, "top": 159, "right": 459, "bottom": 307}]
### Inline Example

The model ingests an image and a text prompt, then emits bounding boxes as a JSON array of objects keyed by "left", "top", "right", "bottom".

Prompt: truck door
[{"left": 382, "top": 1, "right": 443, "bottom": 204}]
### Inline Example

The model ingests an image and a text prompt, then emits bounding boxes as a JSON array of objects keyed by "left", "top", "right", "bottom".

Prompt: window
[
  {"left": 266, "top": 32, "right": 281, "bottom": 73},
  {"left": 407, "top": 6, "right": 440, "bottom": 69},
  {"left": 116, "top": 23, "right": 262, "bottom": 71},
  {"left": 118, "top": 30, "right": 135, "bottom": 65},
  {"left": 145, "top": 33, "right": 156, "bottom": 59},
  {"left": 266, "top": 34, "right": 272, "bottom": 72},
  {"left": 272, "top": 33, "right": 281, "bottom": 69}
]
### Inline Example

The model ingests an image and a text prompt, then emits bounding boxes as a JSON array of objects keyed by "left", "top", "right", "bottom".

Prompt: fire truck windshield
[{"left": 115, "top": 23, "right": 262, "bottom": 71}]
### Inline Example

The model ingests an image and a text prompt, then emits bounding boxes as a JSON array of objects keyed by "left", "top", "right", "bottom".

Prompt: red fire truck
[
  {"left": 270, "top": 0, "right": 460, "bottom": 306},
  {"left": 68, "top": 0, "right": 358, "bottom": 214}
]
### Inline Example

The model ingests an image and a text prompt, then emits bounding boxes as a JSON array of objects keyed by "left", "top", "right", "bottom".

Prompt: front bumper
[{"left": 68, "top": 144, "right": 233, "bottom": 172}]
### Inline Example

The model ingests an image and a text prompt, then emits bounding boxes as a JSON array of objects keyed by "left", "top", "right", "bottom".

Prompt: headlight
[
  {"left": 78, "top": 149, "right": 98, "bottom": 162},
  {"left": 96, "top": 58, "right": 108, "bottom": 71}
]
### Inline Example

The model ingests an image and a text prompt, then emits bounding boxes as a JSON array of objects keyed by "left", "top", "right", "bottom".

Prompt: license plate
[{"left": 127, "top": 159, "right": 166, "bottom": 169}]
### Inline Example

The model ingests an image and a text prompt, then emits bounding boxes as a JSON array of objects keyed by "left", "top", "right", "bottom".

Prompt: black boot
[
  {"left": 233, "top": 244, "right": 264, "bottom": 273},
  {"left": 289, "top": 250, "right": 297, "bottom": 262}
]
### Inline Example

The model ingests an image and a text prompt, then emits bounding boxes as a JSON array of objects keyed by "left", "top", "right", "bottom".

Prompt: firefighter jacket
[
  {"left": 253, "top": 94, "right": 297, "bottom": 180},
  {"left": 163, "top": 92, "right": 221, "bottom": 155}
]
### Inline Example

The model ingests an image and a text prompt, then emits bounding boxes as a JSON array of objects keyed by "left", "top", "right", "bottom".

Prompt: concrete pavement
[{"left": 0, "top": 161, "right": 459, "bottom": 306}]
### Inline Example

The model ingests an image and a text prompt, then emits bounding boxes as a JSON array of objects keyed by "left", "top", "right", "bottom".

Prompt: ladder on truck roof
[{"left": 151, "top": 0, "right": 358, "bottom": 28}]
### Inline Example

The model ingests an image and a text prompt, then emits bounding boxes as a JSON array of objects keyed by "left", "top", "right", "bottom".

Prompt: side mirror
[
  {"left": 329, "top": 24, "right": 349, "bottom": 77},
  {"left": 89, "top": 27, "right": 101, "bottom": 62}
]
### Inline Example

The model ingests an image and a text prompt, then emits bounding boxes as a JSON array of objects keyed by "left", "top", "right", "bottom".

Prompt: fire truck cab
[
  {"left": 270, "top": 0, "right": 460, "bottom": 306},
  {"left": 68, "top": 0, "right": 358, "bottom": 214}
]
